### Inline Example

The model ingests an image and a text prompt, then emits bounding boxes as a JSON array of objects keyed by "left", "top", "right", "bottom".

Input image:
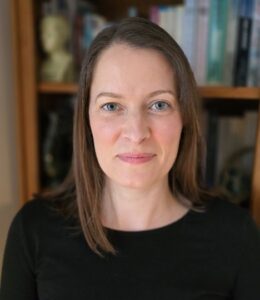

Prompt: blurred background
[
  {"left": 1, "top": 0, "right": 260, "bottom": 277},
  {"left": 0, "top": 0, "right": 19, "bottom": 277}
]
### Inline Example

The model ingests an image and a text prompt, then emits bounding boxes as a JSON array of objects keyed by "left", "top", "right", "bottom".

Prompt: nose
[{"left": 121, "top": 111, "right": 151, "bottom": 144}]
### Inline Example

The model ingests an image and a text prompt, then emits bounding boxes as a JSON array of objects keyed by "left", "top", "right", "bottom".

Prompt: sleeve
[
  {"left": 232, "top": 214, "right": 260, "bottom": 299},
  {"left": 0, "top": 208, "right": 38, "bottom": 300}
]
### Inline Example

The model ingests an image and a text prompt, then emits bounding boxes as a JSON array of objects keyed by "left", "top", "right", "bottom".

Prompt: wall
[{"left": 0, "top": 0, "right": 19, "bottom": 277}]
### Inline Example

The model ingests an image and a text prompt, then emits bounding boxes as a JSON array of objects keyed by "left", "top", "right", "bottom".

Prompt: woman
[{"left": 1, "top": 17, "right": 260, "bottom": 300}]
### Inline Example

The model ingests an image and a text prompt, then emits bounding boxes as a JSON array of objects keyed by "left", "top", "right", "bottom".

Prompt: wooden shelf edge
[
  {"left": 38, "top": 83, "right": 260, "bottom": 100},
  {"left": 38, "top": 82, "right": 78, "bottom": 94},
  {"left": 199, "top": 86, "right": 260, "bottom": 100}
]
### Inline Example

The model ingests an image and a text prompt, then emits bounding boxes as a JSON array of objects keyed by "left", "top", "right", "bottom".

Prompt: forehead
[
  {"left": 90, "top": 43, "right": 176, "bottom": 94},
  {"left": 94, "top": 43, "right": 172, "bottom": 71}
]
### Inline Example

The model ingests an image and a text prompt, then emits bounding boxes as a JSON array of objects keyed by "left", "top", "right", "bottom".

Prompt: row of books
[
  {"left": 40, "top": 0, "right": 260, "bottom": 87},
  {"left": 150, "top": 0, "right": 260, "bottom": 87}
]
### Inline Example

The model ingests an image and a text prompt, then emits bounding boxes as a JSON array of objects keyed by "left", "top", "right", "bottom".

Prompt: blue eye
[
  {"left": 150, "top": 101, "right": 170, "bottom": 111},
  {"left": 101, "top": 103, "right": 119, "bottom": 111}
]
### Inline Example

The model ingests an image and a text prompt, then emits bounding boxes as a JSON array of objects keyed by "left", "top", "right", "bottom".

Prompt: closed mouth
[{"left": 117, "top": 153, "right": 156, "bottom": 164}]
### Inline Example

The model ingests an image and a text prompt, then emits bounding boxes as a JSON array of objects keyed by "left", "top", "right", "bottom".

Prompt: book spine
[
  {"left": 223, "top": 0, "right": 240, "bottom": 86},
  {"left": 182, "top": 0, "right": 198, "bottom": 70},
  {"left": 149, "top": 5, "right": 160, "bottom": 24},
  {"left": 206, "top": 0, "right": 229, "bottom": 84},
  {"left": 167, "top": 6, "right": 178, "bottom": 39},
  {"left": 83, "top": 13, "right": 92, "bottom": 50},
  {"left": 158, "top": 5, "right": 169, "bottom": 32},
  {"left": 247, "top": 0, "right": 260, "bottom": 86},
  {"left": 82, "top": 13, "right": 107, "bottom": 50},
  {"left": 195, "top": 0, "right": 210, "bottom": 85},
  {"left": 174, "top": 5, "right": 185, "bottom": 46},
  {"left": 233, "top": 0, "right": 254, "bottom": 86}
]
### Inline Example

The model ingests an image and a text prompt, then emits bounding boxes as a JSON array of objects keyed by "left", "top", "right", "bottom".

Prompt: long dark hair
[{"left": 42, "top": 17, "right": 212, "bottom": 256}]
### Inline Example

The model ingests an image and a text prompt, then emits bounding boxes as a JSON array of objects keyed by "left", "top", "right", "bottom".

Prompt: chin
[{"left": 116, "top": 177, "right": 155, "bottom": 189}]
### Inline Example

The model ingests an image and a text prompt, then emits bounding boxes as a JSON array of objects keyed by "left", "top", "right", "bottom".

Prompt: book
[
  {"left": 194, "top": 0, "right": 210, "bottom": 85},
  {"left": 247, "top": 0, "right": 260, "bottom": 86},
  {"left": 157, "top": 5, "right": 169, "bottom": 33},
  {"left": 173, "top": 5, "right": 185, "bottom": 46},
  {"left": 149, "top": 5, "right": 160, "bottom": 24},
  {"left": 82, "top": 13, "right": 106, "bottom": 50},
  {"left": 149, "top": 5, "right": 184, "bottom": 46},
  {"left": 233, "top": 0, "right": 254, "bottom": 86},
  {"left": 182, "top": 0, "right": 198, "bottom": 70},
  {"left": 223, "top": 0, "right": 240, "bottom": 86},
  {"left": 206, "top": 0, "right": 229, "bottom": 84}
]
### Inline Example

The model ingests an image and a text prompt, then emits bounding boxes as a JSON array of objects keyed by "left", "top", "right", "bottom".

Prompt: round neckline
[{"left": 105, "top": 207, "right": 194, "bottom": 237}]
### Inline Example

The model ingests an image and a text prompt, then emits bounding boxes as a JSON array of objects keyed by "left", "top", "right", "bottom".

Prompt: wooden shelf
[
  {"left": 199, "top": 86, "right": 260, "bottom": 100},
  {"left": 38, "top": 83, "right": 260, "bottom": 100},
  {"left": 38, "top": 82, "right": 78, "bottom": 94}
]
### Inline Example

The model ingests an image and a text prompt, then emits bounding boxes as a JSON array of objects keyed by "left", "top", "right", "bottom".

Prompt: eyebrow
[
  {"left": 147, "top": 90, "right": 176, "bottom": 99},
  {"left": 95, "top": 90, "right": 176, "bottom": 102},
  {"left": 95, "top": 92, "right": 123, "bottom": 102}
]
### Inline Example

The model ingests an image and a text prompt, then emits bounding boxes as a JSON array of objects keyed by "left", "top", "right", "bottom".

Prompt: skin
[{"left": 89, "top": 43, "right": 189, "bottom": 231}]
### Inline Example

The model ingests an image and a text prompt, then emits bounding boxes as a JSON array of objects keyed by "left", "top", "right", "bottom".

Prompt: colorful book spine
[
  {"left": 247, "top": 0, "right": 260, "bottom": 86},
  {"left": 206, "top": 0, "right": 229, "bottom": 84},
  {"left": 158, "top": 5, "right": 169, "bottom": 33},
  {"left": 233, "top": 0, "right": 254, "bottom": 86},
  {"left": 164, "top": 6, "right": 178, "bottom": 40},
  {"left": 149, "top": 5, "right": 160, "bottom": 25},
  {"left": 149, "top": 5, "right": 184, "bottom": 46},
  {"left": 182, "top": 0, "right": 198, "bottom": 70},
  {"left": 223, "top": 0, "right": 240, "bottom": 86},
  {"left": 195, "top": 0, "right": 210, "bottom": 85},
  {"left": 82, "top": 13, "right": 106, "bottom": 50},
  {"left": 172, "top": 5, "right": 185, "bottom": 46}
]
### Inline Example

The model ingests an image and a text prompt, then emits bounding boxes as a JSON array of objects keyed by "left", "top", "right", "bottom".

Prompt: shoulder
[
  {"left": 6, "top": 197, "right": 80, "bottom": 256},
  {"left": 9, "top": 197, "right": 68, "bottom": 239},
  {"left": 200, "top": 197, "right": 259, "bottom": 243},
  {"left": 207, "top": 198, "right": 260, "bottom": 276},
  {"left": 14, "top": 197, "right": 54, "bottom": 223},
  {"left": 205, "top": 196, "right": 254, "bottom": 223},
  {"left": 206, "top": 196, "right": 246, "bottom": 215}
]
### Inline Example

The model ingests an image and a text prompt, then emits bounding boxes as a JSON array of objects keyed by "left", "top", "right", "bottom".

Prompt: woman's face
[{"left": 89, "top": 43, "right": 183, "bottom": 189}]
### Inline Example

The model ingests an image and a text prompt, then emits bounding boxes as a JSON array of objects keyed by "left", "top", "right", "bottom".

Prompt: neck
[{"left": 101, "top": 178, "right": 189, "bottom": 231}]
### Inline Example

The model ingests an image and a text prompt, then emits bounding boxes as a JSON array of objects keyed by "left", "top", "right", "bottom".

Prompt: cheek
[
  {"left": 90, "top": 117, "right": 121, "bottom": 147},
  {"left": 153, "top": 114, "right": 183, "bottom": 146}
]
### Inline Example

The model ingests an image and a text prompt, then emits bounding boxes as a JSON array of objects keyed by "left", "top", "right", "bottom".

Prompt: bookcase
[{"left": 12, "top": 0, "right": 260, "bottom": 226}]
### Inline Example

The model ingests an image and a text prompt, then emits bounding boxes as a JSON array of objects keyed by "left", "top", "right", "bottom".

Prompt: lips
[{"left": 117, "top": 153, "right": 156, "bottom": 164}]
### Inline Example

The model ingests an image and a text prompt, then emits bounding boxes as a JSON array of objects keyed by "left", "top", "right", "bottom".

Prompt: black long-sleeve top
[{"left": 1, "top": 197, "right": 260, "bottom": 300}]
